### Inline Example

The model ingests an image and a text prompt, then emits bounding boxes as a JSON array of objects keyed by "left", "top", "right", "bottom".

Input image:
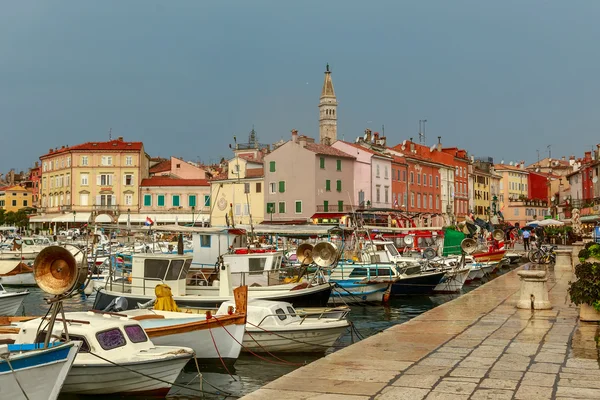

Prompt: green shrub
[{"left": 568, "top": 261, "right": 600, "bottom": 311}]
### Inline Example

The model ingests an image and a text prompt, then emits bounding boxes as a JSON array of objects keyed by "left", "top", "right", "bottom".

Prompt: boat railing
[
  {"left": 187, "top": 265, "right": 327, "bottom": 288},
  {"left": 107, "top": 275, "right": 166, "bottom": 296}
]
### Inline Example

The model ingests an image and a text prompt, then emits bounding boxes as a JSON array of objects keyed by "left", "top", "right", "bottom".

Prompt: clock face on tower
[{"left": 217, "top": 197, "right": 227, "bottom": 211}]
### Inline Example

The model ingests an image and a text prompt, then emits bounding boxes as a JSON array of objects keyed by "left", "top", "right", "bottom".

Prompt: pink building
[{"left": 149, "top": 156, "right": 208, "bottom": 179}]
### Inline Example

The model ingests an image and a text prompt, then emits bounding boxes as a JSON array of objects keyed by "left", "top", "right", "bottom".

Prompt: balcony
[
  {"left": 93, "top": 204, "right": 119, "bottom": 213},
  {"left": 59, "top": 205, "right": 72, "bottom": 212}
]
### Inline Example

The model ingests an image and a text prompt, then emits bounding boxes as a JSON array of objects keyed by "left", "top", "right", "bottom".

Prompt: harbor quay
[{"left": 242, "top": 259, "right": 595, "bottom": 400}]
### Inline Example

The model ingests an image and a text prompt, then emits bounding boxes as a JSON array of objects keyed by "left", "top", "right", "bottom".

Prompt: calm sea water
[{"left": 16, "top": 266, "right": 515, "bottom": 399}]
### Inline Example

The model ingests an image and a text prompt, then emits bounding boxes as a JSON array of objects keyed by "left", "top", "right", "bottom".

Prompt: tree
[{"left": 4, "top": 210, "right": 29, "bottom": 228}]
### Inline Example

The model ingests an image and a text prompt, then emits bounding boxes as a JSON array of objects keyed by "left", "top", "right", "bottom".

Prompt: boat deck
[{"left": 241, "top": 258, "right": 598, "bottom": 399}]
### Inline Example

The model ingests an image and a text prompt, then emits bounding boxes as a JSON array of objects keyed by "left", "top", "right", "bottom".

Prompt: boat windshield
[
  {"left": 385, "top": 243, "right": 399, "bottom": 256},
  {"left": 96, "top": 328, "right": 127, "bottom": 351},
  {"left": 124, "top": 325, "right": 148, "bottom": 343}
]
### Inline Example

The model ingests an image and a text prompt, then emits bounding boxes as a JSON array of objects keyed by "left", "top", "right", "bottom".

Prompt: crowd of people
[{"left": 504, "top": 226, "right": 545, "bottom": 250}]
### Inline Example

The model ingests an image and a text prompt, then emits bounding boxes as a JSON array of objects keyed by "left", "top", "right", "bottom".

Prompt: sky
[{"left": 2, "top": 1, "right": 600, "bottom": 173}]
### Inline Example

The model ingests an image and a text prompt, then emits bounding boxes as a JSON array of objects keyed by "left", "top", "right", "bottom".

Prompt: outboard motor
[{"left": 102, "top": 296, "right": 129, "bottom": 312}]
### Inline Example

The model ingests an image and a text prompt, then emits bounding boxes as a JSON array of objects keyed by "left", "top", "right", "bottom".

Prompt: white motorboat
[
  {"left": 15, "top": 311, "right": 194, "bottom": 396},
  {"left": 0, "top": 341, "right": 80, "bottom": 400},
  {"left": 0, "top": 283, "right": 28, "bottom": 315},
  {"left": 433, "top": 266, "right": 470, "bottom": 293},
  {"left": 217, "top": 299, "right": 350, "bottom": 353},
  {"left": 0, "top": 237, "right": 45, "bottom": 260}
]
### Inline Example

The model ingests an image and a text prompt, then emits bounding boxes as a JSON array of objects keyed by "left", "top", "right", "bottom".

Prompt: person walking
[{"left": 523, "top": 229, "right": 531, "bottom": 251}]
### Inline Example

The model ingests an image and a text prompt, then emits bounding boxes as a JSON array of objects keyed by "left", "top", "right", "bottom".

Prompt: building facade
[
  {"left": 149, "top": 156, "right": 208, "bottom": 179},
  {"left": 263, "top": 131, "right": 355, "bottom": 223},
  {"left": 0, "top": 185, "right": 32, "bottom": 212},
  {"left": 37, "top": 138, "right": 150, "bottom": 224}
]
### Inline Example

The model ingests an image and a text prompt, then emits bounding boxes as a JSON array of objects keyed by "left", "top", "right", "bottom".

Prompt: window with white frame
[
  {"left": 98, "top": 174, "right": 113, "bottom": 186},
  {"left": 42, "top": 162, "right": 47, "bottom": 172},
  {"left": 125, "top": 156, "right": 133, "bottom": 166},
  {"left": 81, "top": 174, "right": 89, "bottom": 186},
  {"left": 269, "top": 182, "right": 276, "bottom": 194},
  {"left": 67, "top": 157, "right": 71, "bottom": 167},
  {"left": 81, "top": 156, "right": 88, "bottom": 166},
  {"left": 124, "top": 193, "right": 133, "bottom": 206},
  {"left": 384, "top": 166, "right": 388, "bottom": 179},
  {"left": 101, "top": 156, "right": 113, "bottom": 166},
  {"left": 124, "top": 174, "right": 134, "bottom": 186}
]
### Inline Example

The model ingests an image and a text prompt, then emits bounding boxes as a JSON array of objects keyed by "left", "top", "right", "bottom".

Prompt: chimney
[
  {"left": 298, "top": 135, "right": 307, "bottom": 148},
  {"left": 34, "top": 161, "right": 39, "bottom": 168},
  {"left": 373, "top": 132, "right": 379, "bottom": 143},
  {"left": 365, "top": 129, "right": 372, "bottom": 143},
  {"left": 410, "top": 141, "right": 415, "bottom": 153},
  {"left": 49, "top": 148, "right": 53, "bottom": 153},
  {"left": 291, "top": 129, "right": 298, "bottom": 143},
  {"left": 561, "top": 156, "right": 566, "bottom": 161},
  {"left": 118, "top": 136, "right": 124, "bottom": 141},
  {"left": 380, "top": 136, "right": 387, "bottom": 147},
  {"left": 437, "top": 136, "right": 442, "bottom": 151}
]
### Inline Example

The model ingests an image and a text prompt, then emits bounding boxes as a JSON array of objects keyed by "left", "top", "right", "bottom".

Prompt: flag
[
  {"left": 145, "top": 216, "right": 154, "bottom": 226},
  {"left": 394, "top": 198, "right": 399, "bottom": 208}
]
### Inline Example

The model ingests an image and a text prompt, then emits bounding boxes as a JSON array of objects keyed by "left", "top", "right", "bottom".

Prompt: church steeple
[{"left": 319, "top": 64, "right": 337, "bottom": 145}]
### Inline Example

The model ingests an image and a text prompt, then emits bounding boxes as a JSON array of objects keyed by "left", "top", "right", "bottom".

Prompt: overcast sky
[{"left": 2, "top": 1, "right": 599, "bottom": 172}]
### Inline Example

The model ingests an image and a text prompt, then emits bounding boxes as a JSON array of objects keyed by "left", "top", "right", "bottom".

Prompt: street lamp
[
  {"left": 191, "top": 206, "right": 195, "bottom": 227},
  {"left": 127, "top": 208, "right": 131, "bottom": 244}
]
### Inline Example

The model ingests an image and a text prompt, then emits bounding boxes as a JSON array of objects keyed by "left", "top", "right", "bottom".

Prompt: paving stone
[
  {"left": 488, "top": 370, "right": 524, "bottom": 381},
  {"left": 470, "top": 389, "right": 514, "bottom": 400},
  {"left": 556, "top": 386, "right": 600, "bottom": 398},
  {"left": 442, "top": 377, "right": 481, "bottom": 384},
  {"left": 424, "top": 392, "right": 470, "bottom": 400},
  {"left": 498, "top": 353, "right": 532, "bottom": 364},
  {"left": 565, "top": 358, "right": 600, "bottom": 370},
  {"left": 264, "top": 377, "right": 386, "bottom": 396},
  {"left": 559, "top": 378, "right": 600, "bottom": 389},
  {"left": 521, "top": 371, "right": 557, "bottom": 387},
  {"left": 449, "top": 367, "right": 488, "bottom": 379},
  {"left": 432, "top": 380, "right": 477, "bottom": 396},
  {"left": 528, "top": 362, "right": 561, "bottom": 374},
  {"left": 458, "top": 357, "right": 496, "bottom": 369},
  {"left": 560, "top": 372, "right": 600, "bottom": 381},
  {"left": 310, "top": 396, "right": 371, "bottom": 400},
  {"left": 436, "top": 347, "right": 472, "bottom": 356},
  {"left": 515, "top": 384, "right": 554, "bottom": 400},
  {"left": 480, "top": 379, "right": 519, "bottom": 390},
  {"left": 404, "top": 365, "right": 452, "bottom": 376},
  {"left": 418, "top": 357, "right": 461, "bottom": 367},
  {"left": 491, "top": 361, "right": 529, "bottom": 372},
  {"left": 534, "top": 351, "right": 566, "bottom": 363},
  {"left": 561, "top": 367, "right": 600, "bottom": 376},
  {"left": 393, "top": 374, "right": 440, "bottom": 389},
  {"left": 286, "top": 366, "right": 398, "bottom": 383},
  {"left": 376, "top": 387, "right": 430, "bottom": 400}
]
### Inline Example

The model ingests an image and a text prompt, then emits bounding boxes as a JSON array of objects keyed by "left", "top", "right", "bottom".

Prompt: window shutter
[
  {"left": 279, "top": 181, "right": 285, "bottom": 193},
  {"left": 96, "top": 175, "right": 101, "bottom": 185},
  {"left": 111, "top": 195, "right": 116, "bottom": 205},
  {"left": 323, "top": 201, "right": 329, "bottom": 212},
  {"left": 336, "top": 180, "right": 342, "bottom": 192},
  {"left": 95, "top": 195, "right": 101, "bottom": 205},
  {"left": 123, "top": 174, "right": 127, "bottom": 186},
  {"left": 325, "top": 180, "right": 331, "bottom": 191}
]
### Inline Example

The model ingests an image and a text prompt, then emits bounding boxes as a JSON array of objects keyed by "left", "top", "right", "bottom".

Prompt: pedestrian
[
  {"left": 523, "top": 229, "right": 531, "bottom": 251},
  {"left": 509, "top": 229, "right": 516, "bottom": 249}
]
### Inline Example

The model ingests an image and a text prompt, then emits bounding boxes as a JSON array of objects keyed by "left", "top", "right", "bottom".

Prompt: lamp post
[{"left": 191, "top": 206, "right": 195, "bottom": 227}]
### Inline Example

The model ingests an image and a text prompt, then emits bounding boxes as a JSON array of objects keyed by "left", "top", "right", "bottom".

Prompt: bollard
[
  {"left": 572, "top": 241, "right": 584, "bottom": 270},
  {"left": 516, "top": 270, "right": 552, "bottom": 310},
  {"left": 554, "top": 249, "right": 573, "bottom": 271}
]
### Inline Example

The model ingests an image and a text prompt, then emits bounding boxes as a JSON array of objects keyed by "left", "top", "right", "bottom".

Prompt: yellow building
[
  {"left": 494, "top": 164, "right": 529, "bottom": 223},
  {"left": 210, "top": 152, "right": 265, "bottom": 227},
  {"left": 36, "top": 138, "right": 150, "bottom": 225},
  {"left": 0, "top": 185, "right": 32, "bottom": 212}
]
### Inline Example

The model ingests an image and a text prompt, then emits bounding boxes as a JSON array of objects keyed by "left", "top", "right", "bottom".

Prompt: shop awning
[
  {"left": 580, "top": 215, "right": 600, "bottom": 222},
  {"left": 311, "top": 213, "right": 347, "bottom": 219},
  {"left": 117, "top": 213, "right": 209, "bottom": 224},
  {"left": 29, "top": 213, "right": 91, "bottom": 223}
]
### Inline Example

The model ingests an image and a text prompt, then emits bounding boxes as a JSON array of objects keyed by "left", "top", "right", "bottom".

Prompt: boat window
[
  {"left": 275, "top": 308, "right": 287, "bottom": 321},
  {"left": 249, "top": 257, "right": 267, "bottom": 276},
  {"left": 124, "top": 325, "right": 148, "bottom": 343},
  {"left": 165, "top": 259, "right": 184, "bottom": 280},
  {"left": 180, "top": 259, "right": 192, "bottom": 279},
  {"left": 375, "top": 244, "right": 385, "bottom": 251},
  {"left": 286, "top": 306, "right": 296, "bottom": 317},
  {"left": 96, "top": 328, "right": 127, "bottom": 351},
  {"left": 144, "top": 259, "right": 170, "bottom": 280},
  {"left": 24, "top": 239, "right": 34, "bottom": 245},
  {"left": 348, "top": 268, "right": 368, "bottom": 277},
  {"left": 386, "top": 244, "right": 399, "bottom": 256},
  {"left": 34, "top": 332, "right": 91, "bottom": 353}
]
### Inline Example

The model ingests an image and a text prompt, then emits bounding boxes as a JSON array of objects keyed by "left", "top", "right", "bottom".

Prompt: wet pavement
[{"left": 242, "top": 257, "right": 600, "bottom": 400}]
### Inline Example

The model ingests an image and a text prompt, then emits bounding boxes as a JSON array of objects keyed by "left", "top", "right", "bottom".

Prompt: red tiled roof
[
  {"left": 304, "top": 143, "right": 355, "bottom": 159},
  {"left": 40, "top": 139, "right": 143, "bottom": 158},
  {"left": 337, "top": 141, "right": 392, "bottom": 158},
  {"left": 494, "top": 164, "right": 529, "bottom": 172},
  {"left": 140, "top": 177, "right": 209, "bottom": 187},
  {"left": 149, "top": 160, "right": 171, "bottom": 174},
  {"left": 238, "top": 154, "right": 264, "bottom": 164},
  {"left": 245, "top": 168, "right": 264, "bottom": 178}
]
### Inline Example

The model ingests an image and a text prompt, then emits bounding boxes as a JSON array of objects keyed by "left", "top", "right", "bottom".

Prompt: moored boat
[{"left": 0, "top": 283, "right": 28, "bottom": 316}]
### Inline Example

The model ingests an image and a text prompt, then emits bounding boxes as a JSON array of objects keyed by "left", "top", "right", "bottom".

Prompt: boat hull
[
  {"left": 0, "top": 291, "right": 28, "bottom": 316},
  {"left": 62, "top": 354, "right": 190, "bottom": 395},
  {"left": 433, "top": 268, "right": 470, "bottom": 293},
  {"left": 0, "top": 342, "right": 79, "bottom": 400},
  {"left": 243, "top": 323, "right": 348, "bottom": 353},
  {"left": 93, "top": 283, "right": 333, "bottom": 310},
  {"left": 391, "top": 271, "right": 446, "bottom": 295},
  {"left": 0, "top": 273, "right": 36, "bottom": 287},
  {"left": 473, "top": 250, "right": 506, "bottom": 263},
  {"left": 141, "top": 317, "right": 245, "bottom": 367},
  {"left": 328, "top": 281, "right": 390, "bottom": 304}
]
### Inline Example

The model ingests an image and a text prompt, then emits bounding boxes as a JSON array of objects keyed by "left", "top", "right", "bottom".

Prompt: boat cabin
[
  {"left": 217, "top": 299, "right": 302, "bottom": 327},
  {"left": 129, "top": 253, "right": 193, "bottom": 296}
]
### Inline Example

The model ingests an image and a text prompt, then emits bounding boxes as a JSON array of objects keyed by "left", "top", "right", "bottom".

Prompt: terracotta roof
[
  {"left": 140, "top": 177, "right": 209, "bottom": 187},
  {"left": 493, "top": 164, "right": 529, "bottom": 172},
  {"left": 149, "top": 160, "right": 171, "bottom": 174},
  {"left": 304, "top": 143, "right": 355, "bottom": 159},
  {"left": 238, "top": 154, "right": 264, "bottom": 164},
  {"left": 40, "top": 139, "right": 143, "bottom": 158},
  {"left": 245, "top": 168, "right": 264, "bottom": 178},
  {"left": 337, "top": 141, "right": 392, "bottom": 158}
]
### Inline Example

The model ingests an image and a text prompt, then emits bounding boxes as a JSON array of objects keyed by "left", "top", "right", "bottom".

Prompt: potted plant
[{"left": 569, "top": 243, "right": 600, "bottom": 321}]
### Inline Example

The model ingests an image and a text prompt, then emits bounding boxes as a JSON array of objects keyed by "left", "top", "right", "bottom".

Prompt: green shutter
[
  {"left": 144, "top": 194, "right": 152, "bottom": 206},
  {"left": 269, "top": 161, "right": 276, "bottom": 172},
  {"left": 172, "top": 195, "right": 180, "bottom": 207},
  {"left": 338, "top": 200, "right": 344, "bottom": 212},
  {"left": 279, "top": 202, "right": 285, "bottom": 213},
  {"left": 189, "top": 195, "right": 196, "bottom": 207},
  {"left": 320, "top": 157, "right": 325, "bottom": 169},
  {"left": 204, "top": 195, "right": 210, "bottom": 207},
  {"left": 295, "top": 201, "right": 302, "bottom": 213},
  {"left": 279, "top": 181, "right": 285, "bottom": 193},
  {"left": 325, "top": 180, "right": 331, "bottom": 191},
  {"left": 336, "top": 180, "right": 341, "bottom": 192},
  {"left": 336, "top": 159, "right": 341, "bottom": 171},
  {"left": 323, "top": 201, "right": 329, "bottom": 212},
  {"left": 157, "top": 195, "right": 165, "bottom": 207}
]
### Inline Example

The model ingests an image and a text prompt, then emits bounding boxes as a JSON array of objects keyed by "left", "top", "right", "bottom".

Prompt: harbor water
[{"left": 18, "top": 266, "right": 517, "bottom": 399}]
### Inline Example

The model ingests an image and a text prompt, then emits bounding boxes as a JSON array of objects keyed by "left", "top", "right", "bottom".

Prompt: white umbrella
[{"left": 535, "top": 218, "right": 564, "bottom": 227}]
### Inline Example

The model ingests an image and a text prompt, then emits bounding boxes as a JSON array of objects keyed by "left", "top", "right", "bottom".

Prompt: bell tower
[{"left": 319, "top": 64, "right": 337, "bottom": 145}]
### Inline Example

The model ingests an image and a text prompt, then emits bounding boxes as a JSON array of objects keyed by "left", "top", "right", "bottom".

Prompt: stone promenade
[{"left": 242, "top": 262, "right": 599, "bottom": 400}]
